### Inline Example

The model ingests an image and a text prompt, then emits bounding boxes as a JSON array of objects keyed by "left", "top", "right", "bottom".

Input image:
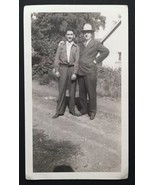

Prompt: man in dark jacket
[
  {"left": 52, "top": 28, "right": 80, "bottom": 118},
  {"left": 78, "top": 23, "right": 110, "bottom": 120}
]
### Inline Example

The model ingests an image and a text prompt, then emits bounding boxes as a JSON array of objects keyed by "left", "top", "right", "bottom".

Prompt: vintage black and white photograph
[{"left": 24, "top": 5, "right": 128, "bottom": 180}]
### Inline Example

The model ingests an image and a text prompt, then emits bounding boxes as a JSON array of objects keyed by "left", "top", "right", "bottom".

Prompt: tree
[{"left": 31, "top": 13, "right": 106, "bottom": 65}]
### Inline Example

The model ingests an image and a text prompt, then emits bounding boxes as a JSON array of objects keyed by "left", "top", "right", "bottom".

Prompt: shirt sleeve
[
  {"left": 95, "top": 42, "right": 110, "bottom": 64},
  {"left": 54, "top": 46, "right": 61, "bottom": 72}
]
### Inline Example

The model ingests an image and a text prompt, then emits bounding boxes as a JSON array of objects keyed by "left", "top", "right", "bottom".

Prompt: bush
[
  {"left": 32, "top": 55, "right": 42, "bottom": 66},
  {"left": 97, "top": 66, "right": 121, "bottom": 98},
  {"left": 32, "top": 57, "right": 56, "bottom": 85}
]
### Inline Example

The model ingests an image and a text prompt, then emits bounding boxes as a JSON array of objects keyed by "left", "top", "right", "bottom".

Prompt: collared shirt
[
  {"left": 66, "top": 41, "right": 74, "bottom": 62},
  {"left": 54, "top": 41, "right": 80, "bottom": 74},
  {"left": 84, "top": 39, "right": 92, "bottom": 47}
]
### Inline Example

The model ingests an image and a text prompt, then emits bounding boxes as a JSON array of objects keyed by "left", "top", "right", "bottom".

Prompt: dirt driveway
[{"left": 32, "top": 80, "right": 121, "bottom": 172}]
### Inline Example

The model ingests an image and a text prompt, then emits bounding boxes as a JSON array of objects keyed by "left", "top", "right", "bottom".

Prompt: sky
[
  {"left": 95, "top": 9, "right": 121, "bottom": 39},
  {"left": 93, "top": 6, "right": 128, "bottom": 68}
]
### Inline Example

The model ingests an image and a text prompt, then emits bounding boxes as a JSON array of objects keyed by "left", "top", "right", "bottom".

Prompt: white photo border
[{"left": 24, "top": 4, "right": 128, "bottom": 180}]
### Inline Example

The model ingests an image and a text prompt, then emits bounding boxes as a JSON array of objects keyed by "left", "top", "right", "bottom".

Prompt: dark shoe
[
  {"left": 90, "top": 113, "right": 96, "bottom": 120},
  {"left": 52, "top": 113, "right": 60, "bottom": 119}
]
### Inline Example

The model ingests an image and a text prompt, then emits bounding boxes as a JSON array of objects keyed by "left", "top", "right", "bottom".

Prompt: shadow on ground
[
  {"left": 53, "top": 165, "right": 74, "bottom": 172},
  {"left": 33, "top": 129, "right": 81, "bottom": 172},
  {"left": 65, "top": 97, "right": 89, "bottom": 112}
]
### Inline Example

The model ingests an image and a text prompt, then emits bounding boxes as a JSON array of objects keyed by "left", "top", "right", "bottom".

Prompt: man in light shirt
[{"left": 53, "top": 28, "right": 80, "bottom": 118}]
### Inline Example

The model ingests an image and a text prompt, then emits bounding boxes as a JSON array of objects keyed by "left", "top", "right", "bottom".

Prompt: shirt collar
[
  {"left": 66, "top": 41, "right": 77, "bottom": 47},
  {"left": 86, "top": 38, "right": 92, "bottom": 44},
  {"left": 66, "top": 41, "right": 73, "bottom": 45}
]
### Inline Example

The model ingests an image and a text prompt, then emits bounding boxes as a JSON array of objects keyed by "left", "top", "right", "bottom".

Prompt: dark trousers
[
  {"left": 56, "top": 65, "right": 77, "bottom": 114},
  {"left": 78, "top": 74, "right": 97, "bottom": 114}
]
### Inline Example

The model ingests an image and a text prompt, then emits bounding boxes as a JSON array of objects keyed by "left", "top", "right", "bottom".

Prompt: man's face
[
  {"left": 65, "top": 31, "right": 75, "bottom": 42},
  {"left": 83, "top": 32, "right": 93, "bottom": 41}
]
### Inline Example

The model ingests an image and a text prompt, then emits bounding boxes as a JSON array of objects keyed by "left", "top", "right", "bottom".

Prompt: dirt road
[{"left": 32, "top": 80, "right": 121, "bottom": 172}]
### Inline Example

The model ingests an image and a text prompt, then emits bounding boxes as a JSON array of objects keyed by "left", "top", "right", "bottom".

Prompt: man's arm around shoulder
[{"left": 73, "top": 45, "right": 80, "bottom": 75}]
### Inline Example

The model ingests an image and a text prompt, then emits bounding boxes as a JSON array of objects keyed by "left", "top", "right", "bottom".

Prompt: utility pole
[{"left": 100, "top": 19, "right": 122, "bottom": 44}]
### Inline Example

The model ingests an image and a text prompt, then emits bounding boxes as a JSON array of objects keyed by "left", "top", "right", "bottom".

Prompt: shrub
[
  {"left": 97, "top": 66, "right": 121, "bottom": 98},
  {"left": 32, "top": 57, "right": 56, "bottom": 85}
]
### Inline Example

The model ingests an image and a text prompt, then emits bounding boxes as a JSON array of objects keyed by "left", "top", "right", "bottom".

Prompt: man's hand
[
  {"left": 93, "top": 60, "right": 97, "bottom": 64},
  {"left": 58, "top": 40, "right": 65, "bottom": 46},
  {"left": 71, "top": 74, "right": 77, "bottom": 80},
  {"left": 55, "top": 71, "right": 60, "bottom": 78}
]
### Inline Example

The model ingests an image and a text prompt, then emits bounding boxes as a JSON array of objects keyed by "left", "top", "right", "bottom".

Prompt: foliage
[
  {"left": 32, "top": 59, "right": 55, "bottom": 85},
  {"left": 97, "top": 66, "right": 121, "bottom": 98},
  {"left": 31, "top": 13, "right": 106, "bottom": 65}
]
